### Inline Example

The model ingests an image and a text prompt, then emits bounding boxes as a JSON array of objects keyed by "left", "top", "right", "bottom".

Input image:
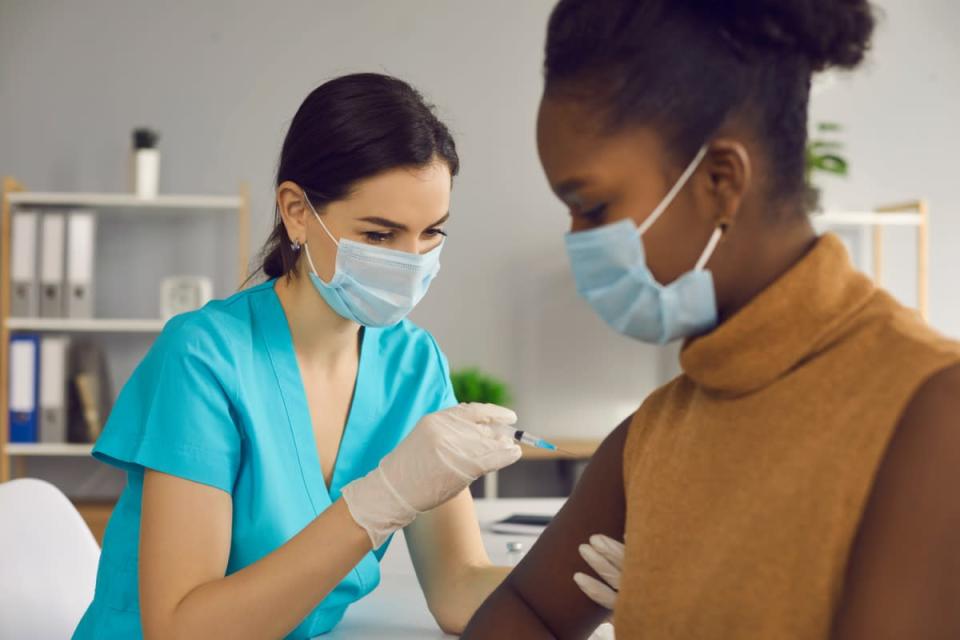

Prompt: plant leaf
[{"left": 812, "top": 154, "right": 848, "bottom": 176}]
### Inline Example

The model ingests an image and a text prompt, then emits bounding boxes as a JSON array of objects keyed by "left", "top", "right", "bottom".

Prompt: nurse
[{"left": 73, "top": 73, "right": 525, "bottom": 639}]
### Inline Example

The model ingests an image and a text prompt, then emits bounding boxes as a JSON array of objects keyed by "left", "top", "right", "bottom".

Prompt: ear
[
  {"left": 700, "top": 139, "right": 751, "bottom": 228},
  {"left": 276, "top": 180, "right": 312, "bottom": 245}
]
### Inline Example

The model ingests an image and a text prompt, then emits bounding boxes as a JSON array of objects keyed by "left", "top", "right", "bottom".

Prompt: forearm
[{"left": 147, "top": 499, "right": 370, "bottom": 640}]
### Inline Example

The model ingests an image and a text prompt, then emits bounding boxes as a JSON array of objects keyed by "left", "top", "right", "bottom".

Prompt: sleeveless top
[{"left": 614, "top": 234, "right": 960, "bottom": 639}]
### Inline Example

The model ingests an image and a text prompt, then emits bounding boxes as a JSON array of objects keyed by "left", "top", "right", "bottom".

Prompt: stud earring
[{"left": 290, "top": 240, "right": 301, "bottom": 252}]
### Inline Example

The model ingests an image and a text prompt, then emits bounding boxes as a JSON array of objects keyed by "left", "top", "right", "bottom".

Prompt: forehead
[
  {"left": 536, "top": 95, "right": 662, "bottom": 194},
  {"left": 342, "top": 161, "right": 451, "bottom": 219}
]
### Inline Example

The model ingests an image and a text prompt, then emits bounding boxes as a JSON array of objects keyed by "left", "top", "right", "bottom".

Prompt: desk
[{"left": 324, "top": 498, "right": 614, "bottom": 639}]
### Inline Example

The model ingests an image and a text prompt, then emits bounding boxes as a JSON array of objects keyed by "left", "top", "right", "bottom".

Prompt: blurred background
[{"left": 1, "top": 0, "right": 958, "bottom": 537}]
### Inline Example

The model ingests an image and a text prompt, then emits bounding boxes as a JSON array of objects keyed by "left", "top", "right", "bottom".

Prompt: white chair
[{"left": 0, "top": 478, "right": 100, "bottom": 639}]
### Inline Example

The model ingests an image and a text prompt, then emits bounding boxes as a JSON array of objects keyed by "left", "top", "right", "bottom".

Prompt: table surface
[{"left": 323, "top": 498, "right": 566, "bottom": 639}]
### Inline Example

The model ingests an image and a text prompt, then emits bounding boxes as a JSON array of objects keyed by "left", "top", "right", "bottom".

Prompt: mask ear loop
[
  {"left": 300, "top": 190, "right": 340, "bottom": 282},
  {"left": 636, "top": 145, "right": 710, "bottom": 237},
  {"left": 694, "top": 223, "right": 726, "bottom": 272},
  {"left": 302, "top": 191, "right": 340, "bottom": 247}
]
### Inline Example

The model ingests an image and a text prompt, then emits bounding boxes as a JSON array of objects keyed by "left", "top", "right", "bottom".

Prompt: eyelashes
[{"left": 362, "top": 228, "right": 447, "bottom": 245}]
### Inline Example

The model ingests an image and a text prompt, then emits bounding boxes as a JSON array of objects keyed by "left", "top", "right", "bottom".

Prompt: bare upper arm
[
  {"left": 464, "top": 414, "right": 630, "bottom": 639},
  {"left": 139, "top": 469, "right": 234, "bottom": 636},
  {"left": 833, "top": 363, "right": 960, "bottom": 639}
]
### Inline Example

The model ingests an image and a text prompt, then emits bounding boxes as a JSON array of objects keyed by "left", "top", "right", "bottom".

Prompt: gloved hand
[
  {"left": 574, "top": 534, "right": 625, "bottom": 611},
  {"left": 341, "top": 403, "right": 522, "bottom": 548}
]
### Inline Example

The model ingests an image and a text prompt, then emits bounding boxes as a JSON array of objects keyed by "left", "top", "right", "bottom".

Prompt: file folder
[
  {"left": 9, "top": 334, "right": 40, "bottom": 443},
  {"left": 10, "top": 211, "right": 39, "bottom": 317},
  {"left": 39, "top": 213, "right": 66, "bottom": 318},
  {"left": 39, "top": 336, "right": 69, "bottom": 443},
  {"left": 66, "top": 212, "right": 96, "bottom": 318}
]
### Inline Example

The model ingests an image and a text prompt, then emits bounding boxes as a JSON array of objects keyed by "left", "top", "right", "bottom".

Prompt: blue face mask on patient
[
  {"left": 564, "top": 145, "right": 724, "bottom": 345},
  {"left": 302, "top": 195, "right": 442, "bottom": 328}
]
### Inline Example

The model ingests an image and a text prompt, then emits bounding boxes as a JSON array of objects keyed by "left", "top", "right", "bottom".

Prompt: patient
[{"left": 465, "top": 0, "right": 960, "bottom": 638}]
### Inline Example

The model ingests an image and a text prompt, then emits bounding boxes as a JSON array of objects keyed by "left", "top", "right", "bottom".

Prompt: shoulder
[
  {"left": 891, "top": 361, "right": 960, "bottom": 470},
  {"left": 834, "top": 362, "right": 960, "bottom": 636},
  {"left": 157, "top": 283, "right": 270, "bottom": 357},
  {"left": 858, "top": 291, "right": 960, "bottom": 364},
  {"left": 146, "top": 286, "right": 273, "bottom": 395}
]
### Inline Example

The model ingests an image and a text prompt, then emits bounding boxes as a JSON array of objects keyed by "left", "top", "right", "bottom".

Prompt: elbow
[{"left": 428, "top": 600, "right": 470, "bottom": 635}]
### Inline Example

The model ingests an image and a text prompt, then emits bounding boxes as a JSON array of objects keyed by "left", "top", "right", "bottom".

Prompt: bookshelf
[
  {"left": 5, "top": 318, "right": 166, "bottom": 333},
  {"left": 0, "top": 176, "right": 251, "bottom": 483}
]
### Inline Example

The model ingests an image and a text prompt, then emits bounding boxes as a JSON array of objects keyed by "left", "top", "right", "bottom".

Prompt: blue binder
[{"left": 8, "top": 333, "right": 40, "bottom": 443}]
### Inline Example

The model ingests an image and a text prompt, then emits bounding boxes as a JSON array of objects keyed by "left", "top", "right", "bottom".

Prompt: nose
[
  {"left": 397, "top": 236, "right": 441, "bottom": 255},
  {"left": 570, "top": 217, "right": 596, "bottom": 233}
]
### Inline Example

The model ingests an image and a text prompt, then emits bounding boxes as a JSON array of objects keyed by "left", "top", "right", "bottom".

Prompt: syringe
[{"left": 511, "top": 429, "right": 558, "bottom": 451}]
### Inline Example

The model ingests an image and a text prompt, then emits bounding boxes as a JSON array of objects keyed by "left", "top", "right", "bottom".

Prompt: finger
[
  {"left": 589, "top": 534, "right": 625, "bottom": 567},
  {"left": 473, "top": 442, "right": 522, "bottom": 473},
  {"left": 448, "top": 417, "right": 519, "bottom": 449},
  {"left": 455, "top": 402, "right": 518, "bottom": 426},
  {"left": 579, "top": 543, "right": 621, "bottom": 590},
  {"left": 573, "top": 572, "right": 617, "bottom": 610}
]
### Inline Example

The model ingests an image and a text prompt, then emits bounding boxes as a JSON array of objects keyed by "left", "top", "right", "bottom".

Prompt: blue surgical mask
[
  {"left": 302, "top": 198, "right": 442, "bottom": 328},
  {"left": 564, "top": 145, "right": 724, "bottom": 345}
]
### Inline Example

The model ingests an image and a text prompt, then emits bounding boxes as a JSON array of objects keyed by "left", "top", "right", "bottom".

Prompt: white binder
[
  {"left": 66, "top": 211, "right": 96, "bottom": 318},
  {"left": 10, "top": 211, "right": 39, "bottom": 317},
  {"left": 39, "top": 336, "right": 69, "bottom": 443},
  {"left": 39, "top": 213, "right": 66, "bottom": 318}
]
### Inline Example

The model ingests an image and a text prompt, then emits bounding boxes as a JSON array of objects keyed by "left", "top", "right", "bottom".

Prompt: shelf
[
  {"left": 814, "top": 211, "right": 923, "bottom": 227},
  {"left": 7, "top": 191, "right": 243, "bottom": 212},
  {"left": 6, "top": 317, "right": 165, "bottom": 333},
  {"left": 6, "top": 443, "right": 94, "bottom": 457}
]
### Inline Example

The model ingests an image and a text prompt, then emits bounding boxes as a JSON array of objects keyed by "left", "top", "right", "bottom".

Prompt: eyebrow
[{"left": 358, "top": 212, "right": 450, "bottom": 231}]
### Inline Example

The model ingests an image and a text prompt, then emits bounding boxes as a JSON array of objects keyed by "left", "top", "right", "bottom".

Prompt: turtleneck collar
[{"left": 680, "top": 234, "right": 877, "bottom": 395}]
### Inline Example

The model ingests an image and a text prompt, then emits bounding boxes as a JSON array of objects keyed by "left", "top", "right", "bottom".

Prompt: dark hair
[
  {"left": 544, "top": 0, "right": 875, "bottom": 211},
  {"left": 257, "top": 73, "right": 459, "bottom": 280}
]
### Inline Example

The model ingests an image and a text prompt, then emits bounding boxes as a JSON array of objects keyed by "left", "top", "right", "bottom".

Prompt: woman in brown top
[{"left": 464, "top": 0, "right": 960, "bottom": 638}]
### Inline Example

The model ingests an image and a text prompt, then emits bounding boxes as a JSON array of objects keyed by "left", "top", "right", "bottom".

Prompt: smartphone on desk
[{"left": 489, "top": 514, "right": 553, "bottom": 536}]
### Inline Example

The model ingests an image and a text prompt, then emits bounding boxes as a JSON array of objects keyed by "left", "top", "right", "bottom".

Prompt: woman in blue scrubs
[{"left": 73, "top": 73, "right": 526, "bottom": 639}]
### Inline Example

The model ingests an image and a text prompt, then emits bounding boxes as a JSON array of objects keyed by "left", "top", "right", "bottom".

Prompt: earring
[{"left": 290, "top": 240, "right": 301, "bottom": 252}]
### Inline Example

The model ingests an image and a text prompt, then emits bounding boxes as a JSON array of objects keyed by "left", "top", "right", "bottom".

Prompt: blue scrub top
[{"left": 73, "top": 281, "right": 458, "bottom": 639}]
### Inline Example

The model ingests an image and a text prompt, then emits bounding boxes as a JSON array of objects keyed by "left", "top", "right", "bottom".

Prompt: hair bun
[{"left": 692, "top": 0, "right": 876, "bottom": 71}]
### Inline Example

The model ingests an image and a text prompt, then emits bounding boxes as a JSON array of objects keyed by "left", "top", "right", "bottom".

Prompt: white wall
[
  {"left": 810, "top": 0, "right": 960, "bottom": 334},
  {"left": 1, "top": 0, "right": 957, "bottom": 475}
]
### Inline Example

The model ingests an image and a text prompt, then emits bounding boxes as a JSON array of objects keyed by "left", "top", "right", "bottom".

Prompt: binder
[
  {"left": 8, "top": 334, "right": 40, "bottom": 443},
  {"left": 66, "top": 211, "right": 96, "bottom": 318},
  {"left": 39, "top": 213, "right": 66, "bottom": 318},
  {"left": 10, "top": 210, "right": 39, "bottom": 317},
  {"left": 39, "top": 336, "right": 69, "bottom": 443}
]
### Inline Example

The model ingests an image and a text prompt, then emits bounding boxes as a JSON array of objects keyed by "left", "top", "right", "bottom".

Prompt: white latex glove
[
  {"left": 341, "top": 403, "right": 522, "bottom": 548},
  {"left": 574, "top": 534, "right": 625, "bottom": 611}
]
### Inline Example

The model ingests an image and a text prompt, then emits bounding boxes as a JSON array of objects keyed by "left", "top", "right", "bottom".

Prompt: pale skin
[{"left": 139, "top": 158, "right": 508, "bottom": 639}]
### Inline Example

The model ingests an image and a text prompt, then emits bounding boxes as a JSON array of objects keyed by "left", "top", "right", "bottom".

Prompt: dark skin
[{"left": 462, "top": 95, "right": 960, "bottom": 638}]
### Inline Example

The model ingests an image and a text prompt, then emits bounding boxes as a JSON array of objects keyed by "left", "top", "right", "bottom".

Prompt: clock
[{"left": 160, "top": 276, "right": 213, "bottom": 321}]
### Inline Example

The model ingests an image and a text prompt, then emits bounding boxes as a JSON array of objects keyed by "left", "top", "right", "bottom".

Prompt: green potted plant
[
  {"left": 805, "top": 121, "right": 849, "bottom": 211},
  {"left": 450, "top": 368, "right": 512, "bottom": 407}
]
